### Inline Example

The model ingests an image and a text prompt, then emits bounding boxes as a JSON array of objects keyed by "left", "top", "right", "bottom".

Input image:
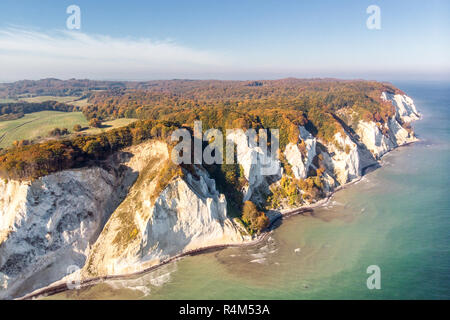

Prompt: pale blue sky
[{"left": 0, "top": 0, "right": 448, "bottom": 81}]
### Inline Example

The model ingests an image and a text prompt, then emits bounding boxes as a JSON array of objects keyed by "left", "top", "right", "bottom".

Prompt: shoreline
[
  {"left": 18, "top": 204, "right": 319, "bottom": 300},
  {"left": 18, "top": 139, "right": 417, "bottom": 300}
]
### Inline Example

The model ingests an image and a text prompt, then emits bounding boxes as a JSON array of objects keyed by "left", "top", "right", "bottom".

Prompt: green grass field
[
  {"left": 83, "top": 118, "right": 137, "bottom": 135},
  {"left": 21, "top": 96, "right": 91, "bottom": 107},
  {"left": 0, "top": 111, "right": 137, "bottom": 149},
  {"left": 21, "top": 96, "right": 81, "bottom": 103},
  {"left": 0, "top": 111, "right": 88, "bottom": 148},
  {"left": 0, "top": 98, "right": 19, "bottom": 103},
  {"left": 69, "top": 98, "right": 90, "bottom": 107}
]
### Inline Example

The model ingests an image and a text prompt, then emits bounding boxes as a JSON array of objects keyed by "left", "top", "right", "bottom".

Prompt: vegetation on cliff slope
[{"left": 0, "top": 119, "right": 180, "bottom": 180}]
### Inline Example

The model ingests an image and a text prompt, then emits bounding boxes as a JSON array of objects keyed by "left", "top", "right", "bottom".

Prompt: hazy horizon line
[{"left": 1, "top": 75, "right": 450, "bottom": 85}]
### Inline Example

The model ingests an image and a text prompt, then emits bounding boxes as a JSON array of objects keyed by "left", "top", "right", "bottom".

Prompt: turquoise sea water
[{"left": 52, "top": 81, "right": 450, "bottom": 300}]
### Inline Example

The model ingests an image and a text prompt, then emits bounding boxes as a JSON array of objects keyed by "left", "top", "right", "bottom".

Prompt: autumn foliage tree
[
  {"left": 242, "top": 201, "right": 269, "bottom": 234},
  {"left": 89, "top": 118, "right": 102, "bottom": 128},
  {"left": 49, "top": 128, "right": 69, "bottom": 137},
  {"left": 73, "top": 124, "right": 83, "bottom": 132}
]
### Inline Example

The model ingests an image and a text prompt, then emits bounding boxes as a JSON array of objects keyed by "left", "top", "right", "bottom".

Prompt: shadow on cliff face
[{"left": 361, "top": 163, "right": 381, "bottom": 176}]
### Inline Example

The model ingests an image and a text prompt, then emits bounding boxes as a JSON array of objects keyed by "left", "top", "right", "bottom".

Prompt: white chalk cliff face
[
  {"left": 282, "top": 124, "right": 375, "bottom": 186},
  {"left": 324, "top": 92, "right": 419, "bottom": 184},
  {"left": 0, "top": 141, "right": 242, "bottom": 299},
  {"left": 283, "top": 92, "right": 420, "bottom": 187},
  {"left": 226, "top": 130, "right": 281, "bottom": 202},
  {"left": 324, "top": 131, "right": 369, "bottom": 185},
  {"left": 82, "top": 165, "right": 243, "bottom": 278},
  {"left": 284, "top": 126, "right": 317, "bottom": 179},
  {"left": 381, "top": 92, "right": 420, "bottom": 123},
  {"left": 0, "top": 142, "right": 167, "bottom": 299},
  {"left": 356, "top": 121, "right": 394, "bottom": 159},
  {"left": 0, "top": 167, "right": 125, "bottom": 299},
  {"left": 356, "top": 93, "right": 420, "bottom": 160}
]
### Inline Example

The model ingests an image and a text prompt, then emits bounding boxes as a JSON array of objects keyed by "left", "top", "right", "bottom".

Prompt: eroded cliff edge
[{"left": 0, "top": 92, "right": 420, "bottom": 299}]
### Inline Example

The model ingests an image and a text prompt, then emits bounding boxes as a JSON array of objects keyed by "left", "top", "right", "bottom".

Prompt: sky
[{"left": 0, "top": 0, "right": 449, "bottom": 82}]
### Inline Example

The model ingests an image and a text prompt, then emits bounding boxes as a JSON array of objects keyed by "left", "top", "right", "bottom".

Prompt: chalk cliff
[
  {"left": 284, "top": 126, "right": 317, "bottom": 179},
  {"left": 381, "top": 92, "right": 421, "bottom": 123},
  {"left": 226, "top": 129, "right": 281, "bottom": 203},
  {"left": 356, "top": 93, "right": 419, "bottom": 160},
  {"left": 82, "top": 163, "right": 243, "bottom": 278},
  {"left": 0, "top": 167, "right": 126, "bottom": 299},
  {"left": 0, "top": 141, "right": 243, "bottom": 299}
]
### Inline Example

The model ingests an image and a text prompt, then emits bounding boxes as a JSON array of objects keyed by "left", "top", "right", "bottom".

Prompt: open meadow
[
  {"left": 0, "top": 111, "right": 88, "bottom": 148},
  {"left": 0, "top": 110, "right": 137, "bottom": 149},
  {"left": 0, "top": 95, "right": 91, "bottom": 107}
]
